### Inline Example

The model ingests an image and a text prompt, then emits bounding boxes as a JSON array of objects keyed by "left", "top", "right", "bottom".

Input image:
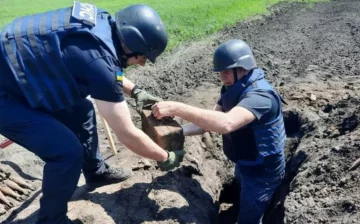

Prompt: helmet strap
[
  {"left": 118, "top": 53, "right": 143, "bottom": 68},
  {"left": 233, "top": 68, "right": 238, "bottom": 82},
  {"left": 112, "top": 25, "right": 128, "bottom": 68}
]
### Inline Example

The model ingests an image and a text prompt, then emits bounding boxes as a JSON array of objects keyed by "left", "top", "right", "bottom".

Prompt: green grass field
[{"left": 0, "top": 0, "right": 324, "bottom": 49}]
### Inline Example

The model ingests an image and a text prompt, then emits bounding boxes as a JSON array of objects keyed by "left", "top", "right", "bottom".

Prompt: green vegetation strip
[{"left": 0, "top": 0, "right": 326, "bottom": 50}]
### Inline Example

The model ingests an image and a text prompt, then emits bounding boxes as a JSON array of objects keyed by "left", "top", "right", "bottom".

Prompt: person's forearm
[
  {"left": 115, "top": 126, "right": 168, "bottom": 162},
  {"left": 96, "top": 99, "right": 168, "bottom": 162},
  {"left": 174, "top": 103, "right": 232, "bottom": 134},
  {"left": 182, "top": 123, "right": 206, "bottom": 136},
  {"left": 122, "top": 77, "right": 135, "bottom": 96}
]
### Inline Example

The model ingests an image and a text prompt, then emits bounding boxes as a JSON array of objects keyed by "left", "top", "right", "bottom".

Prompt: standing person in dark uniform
[
  {"left": 152, "top": 39, "right": 286, "bottom": 224},
  {"left": 0, "top": 2, "right": 184, "bottom": 224}
]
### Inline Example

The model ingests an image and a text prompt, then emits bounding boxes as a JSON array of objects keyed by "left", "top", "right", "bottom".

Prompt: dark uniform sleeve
[
  {"left": 61, "top": 34, "right": 124, "bottom": 103},
  {"left": 238, "top": 91, "right": 279, "bottom": 122}
]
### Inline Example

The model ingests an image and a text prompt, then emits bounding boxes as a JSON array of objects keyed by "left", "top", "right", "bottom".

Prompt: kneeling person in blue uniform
[
  {"left": 0, "top": 2, "right": 184, "bottom": 224},
  {"left": 152, "top": 39, "right": 286, "bottom": 224}
]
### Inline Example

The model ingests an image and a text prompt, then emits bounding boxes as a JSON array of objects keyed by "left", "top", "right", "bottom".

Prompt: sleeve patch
[{"left": 115, "top": 70, "right": 123, "bottom": 82}]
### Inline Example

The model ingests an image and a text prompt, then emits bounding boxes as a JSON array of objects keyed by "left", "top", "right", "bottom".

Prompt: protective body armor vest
[
  {"left": 220, "top": 68, "right": 286, "bottom": 165},
  {"left": 0, "top": 2, "right": 117, "bottom": 111}
]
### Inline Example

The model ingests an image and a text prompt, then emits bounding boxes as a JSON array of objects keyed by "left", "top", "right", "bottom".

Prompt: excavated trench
[{"left": 217, "top": 110, "right": 309, "bottom": 224}]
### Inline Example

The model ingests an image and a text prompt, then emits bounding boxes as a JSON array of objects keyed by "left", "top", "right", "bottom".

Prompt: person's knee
[
  {"left": 65, "top": 141, "right": 83, "bottom": 164},
  {"left": 52, "top": 136, "right": 84, "bottom": 168}
]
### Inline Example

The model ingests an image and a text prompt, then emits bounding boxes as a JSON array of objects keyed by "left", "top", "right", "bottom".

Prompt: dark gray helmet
[
  {"left": 115, "top": 4, "right": 168, "bottom": 63},
  {"left": 213, "top": 39, "right": 257, "bottom": 72}
]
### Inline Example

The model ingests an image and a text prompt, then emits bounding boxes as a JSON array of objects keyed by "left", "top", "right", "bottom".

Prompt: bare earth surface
[{"left": 0, "top": 0, "right": 359, "bottom": 223}]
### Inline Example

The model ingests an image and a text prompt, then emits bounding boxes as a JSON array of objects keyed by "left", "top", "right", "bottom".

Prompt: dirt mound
[
  {"left": 1, "top": 0, "right": 360, "bottom": 223},
  {"left": 130, "top": 0, "right": 360, "bottom": 223}
]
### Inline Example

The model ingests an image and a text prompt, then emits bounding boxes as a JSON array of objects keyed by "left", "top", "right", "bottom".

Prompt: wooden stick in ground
[{"left": 99, "top": 114, "right": 117, "bottom": 155}]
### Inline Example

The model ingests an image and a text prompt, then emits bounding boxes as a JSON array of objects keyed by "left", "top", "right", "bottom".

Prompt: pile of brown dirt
[{"left": 1, "top": 0, "right": 359, "bottom": 223}]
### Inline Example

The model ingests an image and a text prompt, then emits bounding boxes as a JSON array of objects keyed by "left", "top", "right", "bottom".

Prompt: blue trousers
[
  {"left": 0, "top": 93, "right": 105, "bottom": 224},
  {"left": 235, "top": 164, "right": 284, "bottom": 224}
]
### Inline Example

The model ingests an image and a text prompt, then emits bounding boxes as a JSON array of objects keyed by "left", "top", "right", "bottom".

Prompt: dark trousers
[
  {"left": 0, "top": 93, "right": 105, "bottom": 224},
  {"left": 235, "top": 163, "right": 284, "bottom": 224}
]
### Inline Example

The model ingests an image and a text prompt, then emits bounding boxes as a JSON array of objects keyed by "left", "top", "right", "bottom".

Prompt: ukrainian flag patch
[{"left": 116, "top": 70, "right": 123, "bottom": 82}]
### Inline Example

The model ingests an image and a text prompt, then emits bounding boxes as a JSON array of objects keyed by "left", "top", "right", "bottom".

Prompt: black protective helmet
[
  {"left": 213, "top": 39, "right": 257, "bottom": 72},
  {"left": 115, "top": 4, "right": 168, "bottom": 63}
]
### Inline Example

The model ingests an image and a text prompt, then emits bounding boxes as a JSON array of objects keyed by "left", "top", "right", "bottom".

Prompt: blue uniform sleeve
[
  {"left": 61, "top": 35, "right": 124, "bottom": 103},
  {"left": 238, "top": 91, "right": 279, "bottom": 122}
]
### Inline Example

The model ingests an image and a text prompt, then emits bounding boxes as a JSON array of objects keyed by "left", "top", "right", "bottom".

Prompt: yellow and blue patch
[{"left": 116, "top": 70, "right": 123, "bottom": 82}]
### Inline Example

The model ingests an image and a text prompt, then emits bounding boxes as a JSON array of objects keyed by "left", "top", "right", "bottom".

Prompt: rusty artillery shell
[
  {"left": 4, "top": 180, "right": 29, "bottom": 195},
  {"left": 0, "top": 166, "right": 9, "bottom": 176},
  {"left": 0, "top": 190, "right": 13, "bottom": 208},
  {"left": 9, "top": 175, "right": 35, "bottom": 191},
  {"left": 0, "top": 186, "right": 21, "bottom": 200},
  {"left": 0, "top": 172, "right": 6, "bottom": 180}
]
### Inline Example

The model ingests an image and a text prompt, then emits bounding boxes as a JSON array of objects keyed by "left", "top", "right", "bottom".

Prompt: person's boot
[{"left": 85, "top": 163, "right": 132, "bottom": 189}]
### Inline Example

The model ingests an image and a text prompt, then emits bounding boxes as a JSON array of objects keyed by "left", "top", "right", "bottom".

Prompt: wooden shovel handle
[{"left": 99, "top": 114, "right": 117, "bottom": 155}]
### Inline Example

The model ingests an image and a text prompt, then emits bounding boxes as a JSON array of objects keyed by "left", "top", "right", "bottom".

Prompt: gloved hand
[
  {"left": 158, "top": 150, "right": 185, "bottom": 171},
  {"left": 131, "top": 85, "right": 163, "bottom": 114}
]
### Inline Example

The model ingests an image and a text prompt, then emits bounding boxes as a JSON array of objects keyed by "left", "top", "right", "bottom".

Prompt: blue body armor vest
[
  {"left": 0, "top": 2, "right": 118, "bottom": 111},
  {"left": 220, "top": 68, "right": 286, "bottom": 165}
]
